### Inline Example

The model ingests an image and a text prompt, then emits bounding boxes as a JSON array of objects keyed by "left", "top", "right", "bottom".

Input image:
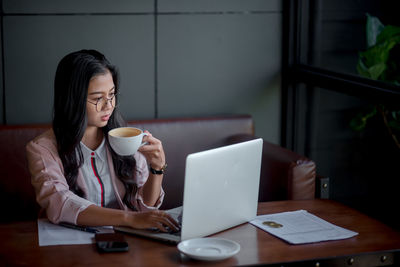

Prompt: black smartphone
[{"left": 95, "top": 233, "right": 129, "bottom": 253}]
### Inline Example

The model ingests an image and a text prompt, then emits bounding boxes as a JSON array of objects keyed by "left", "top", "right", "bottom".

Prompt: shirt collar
[{"left": 80, "top": 137, "right": 106, "bottom": 162}]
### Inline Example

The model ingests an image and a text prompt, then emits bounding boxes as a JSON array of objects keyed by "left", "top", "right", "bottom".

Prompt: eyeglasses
[{"left": 87, "top": 92, "right": 117, "bottom": 112}]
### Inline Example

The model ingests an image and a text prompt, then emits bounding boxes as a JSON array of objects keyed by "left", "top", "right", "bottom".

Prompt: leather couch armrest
[{"left": 225, "top": 134, "right": 316, "bottom": 201}]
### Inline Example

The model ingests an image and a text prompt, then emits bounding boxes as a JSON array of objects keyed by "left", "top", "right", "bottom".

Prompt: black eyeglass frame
[{"left": 87, "top": 92, "right": 118, "bottom": 112}]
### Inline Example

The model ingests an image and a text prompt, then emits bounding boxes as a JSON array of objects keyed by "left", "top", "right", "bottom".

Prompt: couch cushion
[
  {"left": 0, "top": 125, "right": 49, "bottom": 222},
  {"left": 226, "top": 134, "right": 316, "bottom": 201}
]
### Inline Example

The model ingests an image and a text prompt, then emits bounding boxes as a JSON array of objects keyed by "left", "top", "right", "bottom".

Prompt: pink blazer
[{"left": 26, "top": 129, "right": 164, "bottom": 224}]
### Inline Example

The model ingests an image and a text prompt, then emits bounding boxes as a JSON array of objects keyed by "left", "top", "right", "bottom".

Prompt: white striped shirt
[{"left": 80, "top": 138, "right": 119, "bottom": 209}]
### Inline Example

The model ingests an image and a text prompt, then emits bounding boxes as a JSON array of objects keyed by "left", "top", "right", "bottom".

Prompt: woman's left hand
[{"left": 138, "top": 131, "right": 166, "bottom": 171}]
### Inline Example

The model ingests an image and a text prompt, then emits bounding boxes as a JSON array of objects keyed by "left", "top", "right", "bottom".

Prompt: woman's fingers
[
  {"left": 131, "top": 210, "right": 180, "bottom": 232},
  {"left": 140, "top": 135, "right": 162, "bottom": 151},
  {"left": 138, "top": 132, "right": 166, "bottom": 170},
  {"left": 153, "top": 211, "right": 180, "bottom": 232}
]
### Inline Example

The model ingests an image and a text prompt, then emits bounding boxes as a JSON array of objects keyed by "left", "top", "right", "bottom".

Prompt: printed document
[
  {"left": 250, "top": 210, "right": 358, "bottom": 244},
  {"left": 37, "top": 218, "right": 113, "bottom": 246}
]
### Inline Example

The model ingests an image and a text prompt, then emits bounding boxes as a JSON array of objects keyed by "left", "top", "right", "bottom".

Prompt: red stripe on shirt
[{"left": 91, "top": 156, "right": 105, "bottom": 207}]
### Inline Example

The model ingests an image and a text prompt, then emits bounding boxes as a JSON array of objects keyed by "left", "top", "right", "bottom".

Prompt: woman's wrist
[
  {"left": 121, "top": 211, "right": 134, "bottom": 227},
  {"left": 149, "top": 163, "right": 167, "bottom": 175}
]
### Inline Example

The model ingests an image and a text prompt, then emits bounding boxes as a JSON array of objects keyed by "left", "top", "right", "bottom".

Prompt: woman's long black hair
[{"left": 53, "top": 49, "right": 137, "bottom": 210}]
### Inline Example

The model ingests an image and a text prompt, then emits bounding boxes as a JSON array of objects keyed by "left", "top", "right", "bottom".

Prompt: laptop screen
[{"left": 181, "top": 138, "right": 263, "bottom": 240}]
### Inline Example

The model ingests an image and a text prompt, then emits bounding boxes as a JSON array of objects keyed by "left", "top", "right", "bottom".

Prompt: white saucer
[{"left": 177, "top": 237, "right": 240, "bottom": 261}]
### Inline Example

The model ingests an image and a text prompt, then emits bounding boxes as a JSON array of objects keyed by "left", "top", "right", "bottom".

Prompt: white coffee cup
[{"left": 108, "top": 127, "right": 148, "bottom": 156}]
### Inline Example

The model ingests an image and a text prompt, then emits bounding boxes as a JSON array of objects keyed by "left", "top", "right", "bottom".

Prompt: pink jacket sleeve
[
  {"left": 26, "top": 130, "right": 93, "bottom": 224},
  {"left": 132, "top": 152, "right": 165, "bottom": 211}
]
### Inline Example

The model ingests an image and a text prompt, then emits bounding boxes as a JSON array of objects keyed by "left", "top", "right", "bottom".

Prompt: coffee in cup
[{"left": 108, "top": 127, "right": 148, "bottom": 156}]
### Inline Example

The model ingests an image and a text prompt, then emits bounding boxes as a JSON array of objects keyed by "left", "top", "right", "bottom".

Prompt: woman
[{"left": 26, "top": 49, "right": 179, "bottom": 232}]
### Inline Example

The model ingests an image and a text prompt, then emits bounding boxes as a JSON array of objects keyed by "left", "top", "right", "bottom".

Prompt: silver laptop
[{"left": 115, "top": 138, "right": 263, "bottom": 243}]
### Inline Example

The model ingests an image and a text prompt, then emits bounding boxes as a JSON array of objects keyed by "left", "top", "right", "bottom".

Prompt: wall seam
[
  {"left": 154, "top": 0, "right": 158, "bottom": 119},
  {"left": 1, "top": 0, "right": 6, "bottom": 124},
  {"left": 1, "top": 11, "right": 281, "bottom": 16}
]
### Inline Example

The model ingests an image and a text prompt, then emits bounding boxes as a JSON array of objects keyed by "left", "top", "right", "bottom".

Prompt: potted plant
[{"left": 351, "top": 14, "right": 400, "bottom": 149}]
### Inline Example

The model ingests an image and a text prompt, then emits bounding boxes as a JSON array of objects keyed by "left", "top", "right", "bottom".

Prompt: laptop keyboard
[
  {"left": 150, "top": 226, "right": 181, "bottom": 236},
  {"left": 169, "top": 229, "right": 181, "bottom": 236}
]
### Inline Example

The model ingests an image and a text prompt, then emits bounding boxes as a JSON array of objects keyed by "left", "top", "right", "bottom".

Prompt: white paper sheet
[
  {"left": 250, "top": 210, "right": 358, "bottom": 244},
  {"left": 37, "top": 218, "right": 113, "bottom": 246}
]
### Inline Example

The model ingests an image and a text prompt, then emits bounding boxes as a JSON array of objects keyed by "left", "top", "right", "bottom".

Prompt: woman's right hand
[{"left": 127, "top": 210, "right": 180, "bottom": 232}]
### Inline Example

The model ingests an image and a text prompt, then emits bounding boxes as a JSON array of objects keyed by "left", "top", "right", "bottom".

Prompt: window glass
[{"left": 309, "top": 0, "right": 399, "bottom": 87}]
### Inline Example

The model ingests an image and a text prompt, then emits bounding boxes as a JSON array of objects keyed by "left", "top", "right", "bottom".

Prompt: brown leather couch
[{"left": 0, "top": 115, "right": 316, "bottom": 222}]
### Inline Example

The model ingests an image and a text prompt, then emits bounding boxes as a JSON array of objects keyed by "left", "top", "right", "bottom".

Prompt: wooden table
[{"left": 1, "top": 200, "right": 400, "bottom": 266}]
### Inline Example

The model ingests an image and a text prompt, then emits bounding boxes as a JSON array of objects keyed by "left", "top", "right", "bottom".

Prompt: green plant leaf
[
  {"left": 384, "top": 43, "right": 400, "bottom": 83},
  {"left": 350, "top": 114, "right": 367, "bottom": 131},
  {"left": 366, "top": 14, "right": 384, "bottom": 47},
  {"left": 367, "top": 62, "right": 386, "bottom": 80},
  {"left": 358, "top": 38, "right": 399, "bottom": 80},
  {"left": 350, "top": 106, "right": 377, "bottom": 132},
  {"left": 358, "top": 15, "right": 400, "bottom": 82},
  {"left": 356, "top": 58, "right": 373, "bottom": 78},
  {"left": 376, "top": 25, "right": 400, "bottom": 45},
  {"left": 392, "top": 111, "right": 400, "bottom": 120},
  {"left": 388, "top": 120, "right": 400, "bottom": 131}
]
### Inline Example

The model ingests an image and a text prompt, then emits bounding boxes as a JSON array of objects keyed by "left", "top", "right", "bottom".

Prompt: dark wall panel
[
  {"left": 0, "top": 1, "right": 283, "bottom": 144},
  {"left": 158, "top": 13, "right": 281, "bottom": 142},
  {"left": 158, "top": 0, "right": 281, "bottom": 12},
  {"left": 2, "top": 0, "right": 153, "bottom": 13},
  {"left": 3, "top": 15, "right": 154, "bottom": 124}
]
